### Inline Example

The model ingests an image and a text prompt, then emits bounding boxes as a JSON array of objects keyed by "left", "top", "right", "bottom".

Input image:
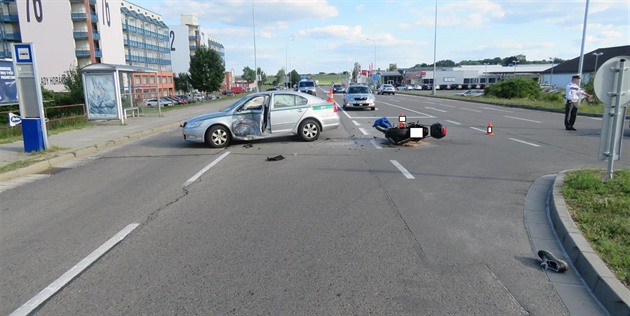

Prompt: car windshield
[
  {"left": 299, "top": 81, "right": 315, "bottom": 87},
  {"left": 348, "top": 86, "right": 369, "bottom": 94},
  {"left": 221, "top": 95, "right": 253, "bottom": 112}
]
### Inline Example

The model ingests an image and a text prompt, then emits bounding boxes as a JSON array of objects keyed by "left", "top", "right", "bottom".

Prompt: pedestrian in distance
[{"left": 564, "top": 74, "right": 592, "bottom": 131}]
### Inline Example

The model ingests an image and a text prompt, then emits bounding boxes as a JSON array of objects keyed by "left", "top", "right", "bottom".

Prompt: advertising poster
[
  {"left": 85, "top": 74, "right": 118, "bottom": 119},
  {"left": 0, "top": 60, "right": 18, "bottom": 104}
]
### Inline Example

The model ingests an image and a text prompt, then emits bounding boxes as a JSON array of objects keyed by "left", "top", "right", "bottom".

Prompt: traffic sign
[
  {"left": 593, "top": 56, "right": 630, "bottom": 107},
  {"left": 8, "top": 112, "right": 21, "bottom": 126}
]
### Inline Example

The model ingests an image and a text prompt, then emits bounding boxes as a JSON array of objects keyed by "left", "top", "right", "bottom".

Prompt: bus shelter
[{"left": 80, "top": 63, "right": 158, "bottom": 124}]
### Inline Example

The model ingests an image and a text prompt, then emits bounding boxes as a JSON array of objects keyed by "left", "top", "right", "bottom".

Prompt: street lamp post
[
  {"left": 549, "top": 57, "right": 555, "bottom": 87},
  {"left": 593, "top": 52, "right": 603, "bottom": 74},
  {"left": 285, "top": 38, "right": 294, "bottom": 89}
]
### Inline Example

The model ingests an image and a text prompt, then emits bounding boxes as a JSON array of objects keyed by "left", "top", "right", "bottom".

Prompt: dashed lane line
[
  {"left": 183, "top": 151, "right": 231, "bottom": 187},
  {"left": 509, "top": 138, "right": 541, "bottom": 147},
  {"left": 11, "top": 224, "right": 140, "bottom": 316},
  {"left": 504, "top": 116, "right": 542, "bottom": 123},
  {"left": 390, "top": 160, "right": 415, "bottom": 179}
]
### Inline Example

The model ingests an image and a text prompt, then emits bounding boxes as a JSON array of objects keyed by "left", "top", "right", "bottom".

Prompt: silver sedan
[
  {"left": 182, "top": 91, "right": 340, "bottom": 148},
  {"left": 343, "top": 85, "right": 376, "bottom": 111}
]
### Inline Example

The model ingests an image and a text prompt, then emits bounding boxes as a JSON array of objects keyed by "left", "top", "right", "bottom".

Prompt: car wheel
[
  {"left": 370, "top": 107, "right": 375, "bottom": 111},
  {"left": 298, "top": 119, "right": 320, "bottom": 142},
  {"left": 205, "top": 125, "right": 231, "bottom": 148}
]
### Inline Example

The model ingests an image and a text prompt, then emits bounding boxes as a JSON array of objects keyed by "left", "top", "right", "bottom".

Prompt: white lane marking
[
  {"left": 184, "top": 151, "right": 231, "bottom": 187},
  {"left": 379, "top": 101, "right": 436, "bottom": 118},
  {"left": 348, "top": 116, "right": 428, "bottom": 119},
  {"left": 509, "top": 138, "right": 541, "bottom": 147},
  {"left": 425, "top": 106, "right": 447, "bottom": 113},
  {"left": 587, "top": 116, "right": 602, "bottom": 121},
  {"left": 481, "top": 107, "right": 513, "bottom": 113},
  {"left": 370, "top": 140, "right": 383, "bottom": 149},
  {"left": 425, "top": 101, "right": 437, "bottom": 104},
  {"left": 339, "top": 108, "right": 351, "bottom": 118},
  {"left": 504, "top": 115, "right": 541, "bottom": 123},
  {"left": 352, "top": 120, "right": 360, "bottom": 126},
  {"left": 446, "top": 120, "right": 461, "bottom": 125},
  {"left": 359, "top": 128, "right": 369, "bottom": 135},
  {"left": 438, "top": 104, "right": 457, "bottom": 108},
  {"left": 390, "top": 160, "right": 415, "bottom": 179},
  {"left": 11, "top": 224, "right": 139, "bottom": 316},
  {"left": 460, "top": 107, "right": 482, "bottom": 113},
  {"left": 470, "top": 127, "right": 487, "bottom": 133}
]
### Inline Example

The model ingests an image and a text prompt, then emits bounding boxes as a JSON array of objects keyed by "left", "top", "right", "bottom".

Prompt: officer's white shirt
[{"left": 565, "top": 82, "right": 582, "bottom": 102}]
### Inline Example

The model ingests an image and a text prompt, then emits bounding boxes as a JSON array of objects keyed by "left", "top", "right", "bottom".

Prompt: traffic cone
[
  {"left": 486, "top": 122, "right": 494, "bottom": 135},
  {"left": 327, "top": 89, "right": 334, "bottom": 102},
  {"left": 399, "top": 113, "right": 406, "bottom": 128}
]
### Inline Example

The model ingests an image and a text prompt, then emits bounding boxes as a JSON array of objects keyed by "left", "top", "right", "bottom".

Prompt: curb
[{"left": 550, "top": 171, "right": 630, "bottom": 316}]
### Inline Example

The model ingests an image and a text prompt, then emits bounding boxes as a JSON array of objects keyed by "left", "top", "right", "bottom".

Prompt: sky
[{"left": 132, "top": 0, "right": 629, "bottom": 76}]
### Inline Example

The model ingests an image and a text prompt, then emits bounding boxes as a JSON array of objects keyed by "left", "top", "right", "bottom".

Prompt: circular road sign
[{"left": 593, "top": 56, "right": 630, "bottom": 106}]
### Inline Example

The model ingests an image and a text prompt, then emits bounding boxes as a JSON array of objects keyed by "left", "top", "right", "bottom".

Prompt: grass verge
[{"left": 562, "top": 168, "right": 630, "bottom": 287}]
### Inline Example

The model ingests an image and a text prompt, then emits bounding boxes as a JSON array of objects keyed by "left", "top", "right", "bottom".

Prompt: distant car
[
  {"left": 377, "top": 84, "right": 395, "bottom": 95},
  {"left": 332, "top": 84, "right": 345, "bottom": 94},
  {"left": 297, "top": 79, "right": 317, "bottom": 96},
  {"left": 343, "top": 85, "right": 376, "bottom": 111},
  {"left": 411, "top": 84, "right": 422, "bottom": 90},
  {"left": 181, "top": 91, "right": 340, "bottom": 148},
  {"left": 396, "top": 85, "right": 408, "bottom": 91},
  {"left": 144, "top": 98, "right": 174, "bottom": 107}
]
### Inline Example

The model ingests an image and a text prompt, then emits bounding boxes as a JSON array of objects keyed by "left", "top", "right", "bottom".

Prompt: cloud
[{"left": 156, "top": 0, "right": 338, "bottom": 28}]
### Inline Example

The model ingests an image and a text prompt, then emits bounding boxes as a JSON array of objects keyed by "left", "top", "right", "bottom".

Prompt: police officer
[{"left": 564, "top": 74, "right": 591, "bottom": 131}]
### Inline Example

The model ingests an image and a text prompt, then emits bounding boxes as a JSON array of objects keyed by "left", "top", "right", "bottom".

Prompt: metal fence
[{"left": 0, "top": 104, "right": 87, "bottom": 139}]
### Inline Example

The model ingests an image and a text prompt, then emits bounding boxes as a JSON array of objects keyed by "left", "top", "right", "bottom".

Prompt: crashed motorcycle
[{"left": 373, "top": 115, "right": 446, "bottom": 145}]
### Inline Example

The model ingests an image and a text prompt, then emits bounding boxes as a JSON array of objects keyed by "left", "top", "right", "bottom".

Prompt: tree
[
  {"left": 435, "top": 59, "right": 456, "bottom": 67},
  {"left": 174, "top": 72, "right": 191, "bottom": 93},
  {"left": 289, "top": 70, "right": 300, "bottom": 87},
  {"left": 189, "top": 47, "right": 225, "bottom": 92},
  {"left": 273, "top": 69, "right": 286, "bottom": 86},
  {"left": 388, "top": 63, "right": 397, "bottom": 71},
  {"left": 242, "top": 66, "right": 256, "bottom": 84},
  {"left": 62, "top": 65, "right": 84, "bottom": 104}
]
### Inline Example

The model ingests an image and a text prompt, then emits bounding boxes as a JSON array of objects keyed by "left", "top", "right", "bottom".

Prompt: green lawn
[{"left": 562, "top": 169, "right": 630, "bottom": 287}]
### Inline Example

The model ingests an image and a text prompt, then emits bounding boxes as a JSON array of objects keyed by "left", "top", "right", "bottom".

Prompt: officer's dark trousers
[{"left": 564, "top": 101, "right": 577, "bottom": 129}]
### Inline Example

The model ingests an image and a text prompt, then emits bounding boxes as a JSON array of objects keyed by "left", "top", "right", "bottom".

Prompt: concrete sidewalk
[{"left": 0, "top": 101, "right": 226, "bottom": 182}]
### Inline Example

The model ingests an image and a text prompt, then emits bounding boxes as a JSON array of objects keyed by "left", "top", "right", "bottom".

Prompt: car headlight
[{"left": 186, "top": 120, "right": 203, "bottom": 128}]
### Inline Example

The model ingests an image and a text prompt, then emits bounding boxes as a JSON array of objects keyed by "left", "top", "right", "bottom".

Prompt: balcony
[
  {"left": 1, "top": 32, "right": 21, "bottom": 41},
  {"left": 71, "top": 13, "right": 86, "bottom": 21},
  {"left": 1, "top": 14, "right": 19, "bottom": 22},
  {"left": 75, "top": 50, "right": 91, "bottom": 57},
  {"left": 73, "top": 31, "right": 88, "bottom": 39},
  {"left": 94, "top": 49, "right": 102, "bottom": 58}
]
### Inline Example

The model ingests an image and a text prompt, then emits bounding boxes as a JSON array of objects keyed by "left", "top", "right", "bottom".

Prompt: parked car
[
  {"left": 377, "top": 84, "right": 395, "bottom": 95},
  {"left": 144, "top": 98, "right": 174, "bottom": 107},
  {"left": 343, "top": 85, "right": 376, "bottom": 111},
  {"left": 181, "top": 91, "right": 340, "bottom": 148},
  {"left": 332, "top": 84, "right": 345, "bottom": 94},
  {"left": 396, "top": 84, "right": 408, "bottom": 91}
]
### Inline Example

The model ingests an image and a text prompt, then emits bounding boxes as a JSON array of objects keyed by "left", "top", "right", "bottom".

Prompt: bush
[{"left": 485, "top": 78, "right": 541, "bottom": 99}]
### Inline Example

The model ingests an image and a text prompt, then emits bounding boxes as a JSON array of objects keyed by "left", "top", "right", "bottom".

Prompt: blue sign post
[{"left": 12, "top": 43, "right": 48, "bottom": 152}]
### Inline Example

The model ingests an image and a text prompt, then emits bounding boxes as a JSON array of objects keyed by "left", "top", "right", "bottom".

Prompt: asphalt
[{"left": 0, "top": 101, "right": 628, "bottom": 315}]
